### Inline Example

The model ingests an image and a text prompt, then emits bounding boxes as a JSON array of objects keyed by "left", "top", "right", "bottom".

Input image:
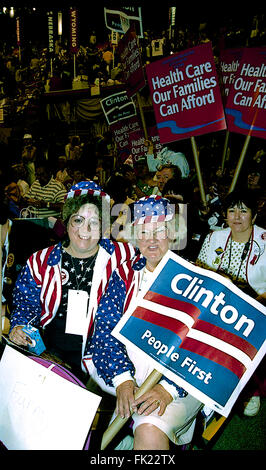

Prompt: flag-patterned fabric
[
  {"left": 10, "top": 239, "right": 136, "bottom": 354},
  {"left": 64, "top": 180, "right": 110, "bottom": 200},
  {"left": 132, "top": 195, "right": 174, "bottom": 225}
]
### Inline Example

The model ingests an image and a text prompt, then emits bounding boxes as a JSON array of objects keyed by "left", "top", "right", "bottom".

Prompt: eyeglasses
[
  {"left": 69, "top": 214, "right": 100, "bottom": 230},
  {"left": 137, "top": 226, "right": 168, "bottom": 240}
]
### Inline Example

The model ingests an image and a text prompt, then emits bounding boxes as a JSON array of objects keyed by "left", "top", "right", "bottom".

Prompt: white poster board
[{"left": 0, "top": 346, "right": 101, "bottom": 450}]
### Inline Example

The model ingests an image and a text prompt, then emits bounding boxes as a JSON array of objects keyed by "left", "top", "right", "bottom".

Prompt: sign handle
[
  {"left": 73, "top": 53, "right": 76, "bottom": 79},
  {"left": 100, "top": 369, "right": 162, "bottom": 450},
  {"left": 136, "top": 92, "right": 148, "bottom": 141},
  {"left": 190, "top": 137, "right": 207, "bottom": 208},
  {"left": 221, "top": 130, "right": 230, "bottom": 172},
  {"left": 0, "top": 225, "right": 2, "bottom": 343},
  {"left": 228, "top": 134, "right": 251, "bottom": 193}
]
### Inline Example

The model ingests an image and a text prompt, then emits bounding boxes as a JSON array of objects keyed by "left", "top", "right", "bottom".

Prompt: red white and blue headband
[{"left": 132, "top": 195, "right": 174, "bottom": 226}]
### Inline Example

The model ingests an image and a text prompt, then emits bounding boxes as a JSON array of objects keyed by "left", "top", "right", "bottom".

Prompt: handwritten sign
[
  {"left": 112, "top": 251, "right": 266, "bottom": 417},
  {"left": 0, "top": 346, "right": 101, "bottom": 450},
  {"left": 146, "top": 42, "right": 226, "bottom": 143}
]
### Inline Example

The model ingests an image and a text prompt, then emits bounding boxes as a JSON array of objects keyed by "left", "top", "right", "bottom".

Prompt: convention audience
[
  {"left": 23, "top": 160, "right": 67, "bottom": 218},
  {"left": 21, "top": 133, "right": 37, "bottom": 185}
]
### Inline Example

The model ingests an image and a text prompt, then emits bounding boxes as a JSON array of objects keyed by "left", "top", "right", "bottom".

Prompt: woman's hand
[
  {"left": 256, "top": 293, "right": 266, "bottom": 306},
  {"left": 9, "top": 325, "right": 28, "bottom": 346},
  {"left": 132, "top": 384, "right": 173, "bottom": 417},
  {"left": 115, "top": 380, "right": 136, "bottom": 419}
]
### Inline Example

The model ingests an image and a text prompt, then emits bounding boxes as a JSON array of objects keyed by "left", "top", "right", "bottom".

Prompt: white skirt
[{"left": 88, "top": 346, "right": 202, "bottom": 445}]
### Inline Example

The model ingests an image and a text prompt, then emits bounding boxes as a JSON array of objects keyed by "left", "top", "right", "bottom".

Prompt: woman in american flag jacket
[
  {"left": 83, "top": 196, "right": 202, "bottom": 450},
  {"left": 9, "top": 181, "right": 135, "bottom": 380}
]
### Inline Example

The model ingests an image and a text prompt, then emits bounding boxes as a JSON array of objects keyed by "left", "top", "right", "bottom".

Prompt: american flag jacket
[
  {"left": 83, "top": 252, "right": 187, "bottom": 399},
  {"left": 10, "top": 238, "right": 136, "bottom": 360}
]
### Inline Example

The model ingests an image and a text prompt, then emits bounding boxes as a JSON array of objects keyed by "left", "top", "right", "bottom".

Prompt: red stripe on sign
[
  {"left": 194, "top": 319, "right": 257, "bottom": 360},
  {"left": 144, "top": 291, "right": 201, "bottom": 322},
  {"left": 180, "top": 337, "right": 246, "bottom": 379},
  {"left": 132, "top": 306, "right": 189, "bottom": 342}
]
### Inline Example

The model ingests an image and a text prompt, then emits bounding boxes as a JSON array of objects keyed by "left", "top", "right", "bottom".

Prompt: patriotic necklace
[{"left": 70, "top": 252, "right": 97, "bottom": 290}]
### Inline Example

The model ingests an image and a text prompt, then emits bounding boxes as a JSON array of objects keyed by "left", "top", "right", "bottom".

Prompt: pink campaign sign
[
  {"left": 219, "top": 48, "right": 243, "bottom": 104},
  {"left": 118, "top": 26, "right": 146, "bottom": 97},
  {"left": 225, "top": 47, "right": 266, "bottom": 139},
  {"left": 146, "top": 42, "right": 226, "bottom": 144}
]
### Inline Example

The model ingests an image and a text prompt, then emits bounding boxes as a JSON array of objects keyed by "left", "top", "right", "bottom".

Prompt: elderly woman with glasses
[
  {"left": 83, "top": 195, "right": 202, "bottom": 450},
  {"left": 8, "top": 181, "right": 135, "bottom": 380}
]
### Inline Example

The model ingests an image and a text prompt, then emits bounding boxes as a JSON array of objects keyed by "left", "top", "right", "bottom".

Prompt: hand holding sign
[{"left": 101, "top": 370, "right": 162, "bottom": 450}]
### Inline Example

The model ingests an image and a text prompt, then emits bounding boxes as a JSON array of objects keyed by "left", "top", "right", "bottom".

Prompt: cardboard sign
[
  {"left": 47, "top": 11, "right": 54, "bottom": 55},
  {"left": 100, "top": 90, "right": 136, "bottom": 126},
  {"left": 69, "top": 7, "right": 79, "bottom": 54},
  {"left": 104, "top": 7, "right": 143, "bottom": 38},
  {"left": 219, "top": 48, "right": 243, "bottom": 104},
  {"left": 118, "top": 27, "right": 146, "bottom": 97},
  {"left": 225, "top": 47, "right": 266, "bottom": 139},
  {"left": 112, "top": 251, "right": 266, "bottom": 417},
  {"left": 129, "top": 126, "right": 163, "bottom": 163},
  {"left": 146, "top": 42, "right": 226, "bottom": 143},
  {"left": 109, "top": 115, "right": 141, "bottom": 162},
  {"left": 0, "top": 346, "right": 101, "bottom": 450}
]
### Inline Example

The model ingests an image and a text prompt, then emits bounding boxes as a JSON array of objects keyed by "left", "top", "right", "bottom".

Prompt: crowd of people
[
  {"left": 0, "top": 10, "right": 265, "bottom": 126},
  {"left": 1, "top": 126, "right": 265, "bottom": 450},
  {"left": 0, "top": 9, "right": 265, "bottom": 452}
]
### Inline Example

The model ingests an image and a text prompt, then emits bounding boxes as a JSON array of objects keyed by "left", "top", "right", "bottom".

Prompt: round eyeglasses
[
  {"left": 69, "top": 214, "right": 100, "bottom": 230},
  {"left": 136, "top": 225, "right": 168, "bottom": 240}
]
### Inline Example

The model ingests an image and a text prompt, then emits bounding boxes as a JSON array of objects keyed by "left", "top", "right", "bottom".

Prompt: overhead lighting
[
  {"left": 10, "top": 7, "right": 15, "bottom": 18},
  {"left": 58, "top": 11, "right": 62, "bottom": 36}
]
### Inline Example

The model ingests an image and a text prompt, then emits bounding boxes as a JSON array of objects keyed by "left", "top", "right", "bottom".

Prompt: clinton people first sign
[
  {"left": 146, "top": 42, "right": 226, "bottom": 143},
  {"left": 112, "top": 251, "right": 266, "bottom": 417}
]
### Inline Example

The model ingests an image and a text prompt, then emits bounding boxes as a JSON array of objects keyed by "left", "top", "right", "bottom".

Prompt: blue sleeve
[
  {"left": 89, "top": 271, "right": 135, "bottom": 386},
  {"left": 10, "top": 263, "right": 42, "bottom": 331}
]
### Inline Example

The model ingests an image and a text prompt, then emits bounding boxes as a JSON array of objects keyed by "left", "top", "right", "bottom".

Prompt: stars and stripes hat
[
  {"left": 64, "top": 180, "right": 110, "bottom": 201},
  {"left": 132, "top": 195, "right": 174, "bottom": 225}
]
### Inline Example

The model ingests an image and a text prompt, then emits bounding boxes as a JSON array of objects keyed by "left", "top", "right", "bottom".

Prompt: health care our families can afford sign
[
  {"left": 118, "top": 27, "right": 146, "bottom": 97},
  {"left": 225, "top": 47, "right": 266, "bottom": 139},
  {"left": 146, "top": 42, "right": 226, "bottom": 143},
  {"left": 112, "top": 251, "right": 266, "bottom": 417},
  {"left": 219, "top": 48, "right": 243, "bottom": 103}
]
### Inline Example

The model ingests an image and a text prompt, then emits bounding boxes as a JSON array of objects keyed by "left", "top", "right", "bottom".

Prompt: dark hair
[
  {"left": 62, "top": 193, "right": 103, "bottom": 223},
  {"left": 223, "top": 189, "right": 258, "bottom": 216},
  {"left": 62, "top": 193, "right": 104, "bottom": 247}
]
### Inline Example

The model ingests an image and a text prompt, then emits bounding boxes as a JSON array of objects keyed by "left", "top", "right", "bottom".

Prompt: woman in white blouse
[{"left": 196, "top": 189, "right": 266, "bottom": 416}]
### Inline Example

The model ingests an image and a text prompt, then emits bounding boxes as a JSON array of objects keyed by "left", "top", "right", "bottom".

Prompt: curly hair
[{"left": 62, "top": 193, "right": 103, "bottom": 224}]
